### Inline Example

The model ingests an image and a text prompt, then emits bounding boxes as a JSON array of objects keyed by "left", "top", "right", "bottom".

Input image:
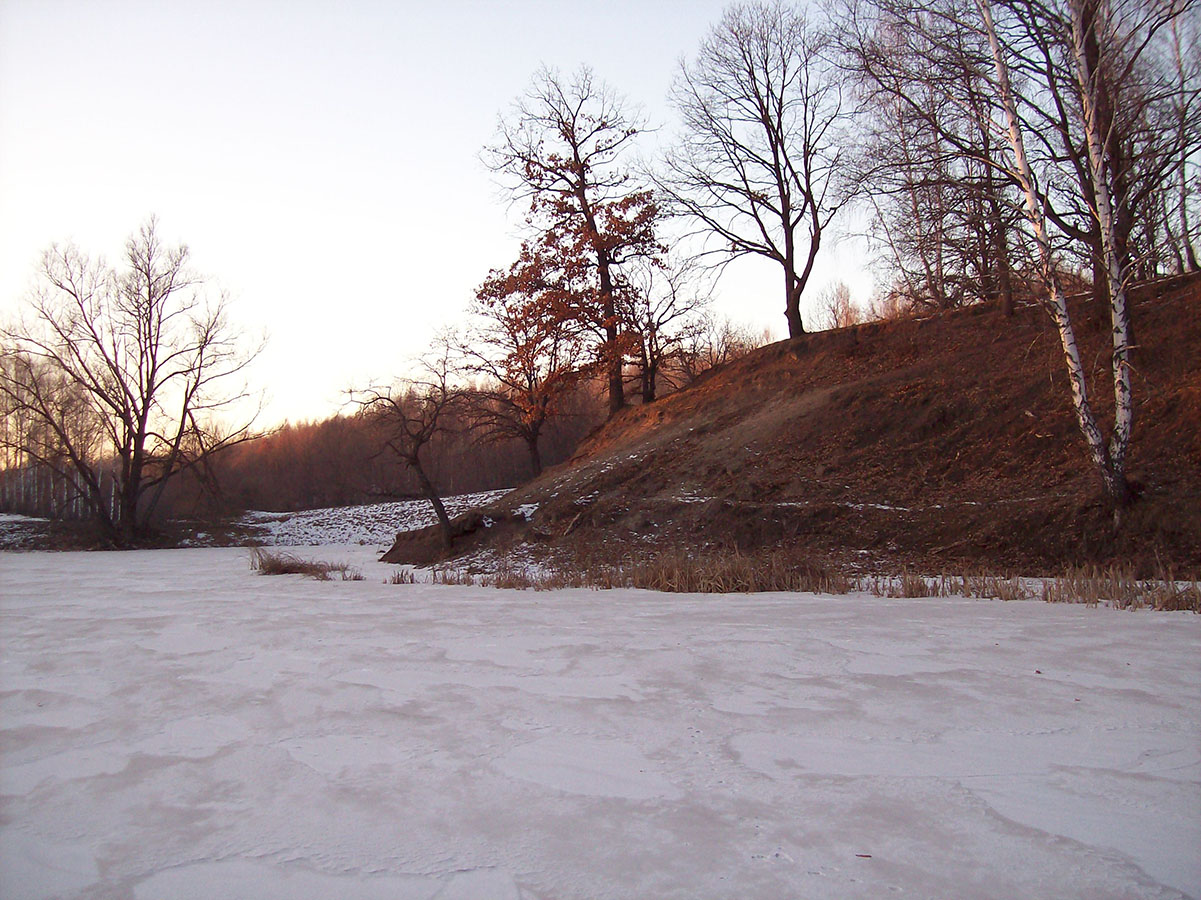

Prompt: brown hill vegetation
[{"left": 384, "top": 275, "right": 1201, "bottom": 577}]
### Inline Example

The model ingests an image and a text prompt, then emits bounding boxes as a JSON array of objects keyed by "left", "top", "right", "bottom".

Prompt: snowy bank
[{"left": 238, "top": 490, "right": 511, "bottom": 546}]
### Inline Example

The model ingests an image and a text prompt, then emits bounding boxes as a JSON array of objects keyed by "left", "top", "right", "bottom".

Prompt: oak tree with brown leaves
[
  {"left": 464, "top": 264, "right": 594, "bottom": 477},
  {"left": 487, "top": 66, "right": 662, "bottom": 417}
]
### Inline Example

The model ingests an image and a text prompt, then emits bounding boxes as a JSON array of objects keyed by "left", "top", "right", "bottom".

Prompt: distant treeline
[
  {"left": 172, "top": 388, "right": 602, "bottom": 515},
  {"left": 2, "top": 305, "right": 767, "bottom": 525}
]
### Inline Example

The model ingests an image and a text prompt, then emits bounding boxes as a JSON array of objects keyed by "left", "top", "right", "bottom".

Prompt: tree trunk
[
  {"left": 978, "top": 0, "right": 1129, "bottom": 518},
  {"left": 578, "top": 183, "right": 625, "bottom": 417},
  {"left": 605, "top": 322, "right": 624, "bottom": 417},
  {"left": 1091, "top": 248, "right": 1109, "bottom": 307},
  {"left": 641, "top": 357, "right": 657, "bottom": 404},
  {"left": 996, "top": 230, "right": 1015, "bottom": 317},
  {"left": 1070, "top": 0, "right": 1134, "bottom": 506},
  {"left": 119, "top": 458, "right": 141, "bottom": 545},
  {"left": 595, "top": 260, "right": 624, "bottom": 417},
  {"left": 1181, "top": 162, "right": 1199, "bottom": 271},
  {"left": 984, "top": 157, "right": 1015, "bottom": 317},
  {"left": 411, "top": 457, "right": 452, "bottom": 553},
  {"left": 526, "top": 435, "right": 543, "bottom": 478},
  {"left": 785, "top": 274, "right": 805, "bottom": 338}
]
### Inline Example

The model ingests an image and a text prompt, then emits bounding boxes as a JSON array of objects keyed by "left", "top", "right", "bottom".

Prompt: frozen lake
[{"left": 2, "top": 546, "right": 1199, "bottom": 899}]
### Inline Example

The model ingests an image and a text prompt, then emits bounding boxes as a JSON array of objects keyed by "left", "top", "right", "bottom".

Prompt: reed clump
[{"left": 249, "top": 548, "right": 364, "bottom": 581}]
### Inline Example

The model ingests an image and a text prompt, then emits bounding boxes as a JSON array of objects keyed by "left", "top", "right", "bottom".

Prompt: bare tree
[
  {"left": 1009, "top": 0, "right": 1195, "bottom": 296},
  {"left": 486, "top": 66, "right": 661, "bottom": 418},
  {"left": 620, "top": 257, "right": 711, "bottom": 402},
  {"left": 1165, "top": 15, "right": 1201, "bottom": 271},
  {"left": 353, "top": 345, "right": 462, "bottom": 552},
  {"left": 659, "top": 1, "right": 854, "bottom": 338},
  {"left": 673, "top": 314, "right": 772, "bottom": 384},
  {"left": 0, "top": 348, "right": 106, "bottom": 519},
  {"left": 844, "top": 19, "right": 1021, "bottom": 315},
  {"left": 0, "top": 219, "right": 261, "bottom": 542},
  {"left": 816, "top": 281, "right": 864, "bottom": 329}
]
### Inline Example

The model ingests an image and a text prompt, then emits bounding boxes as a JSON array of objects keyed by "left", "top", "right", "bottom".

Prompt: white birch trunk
[
  {"left": 976, "top": 0, "right": 1123, "bottom": 505},
  {"left": 1069, "top": 0, "right": 1134, "bottom": 489}
]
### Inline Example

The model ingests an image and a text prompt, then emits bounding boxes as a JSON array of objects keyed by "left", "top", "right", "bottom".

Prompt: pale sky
[{"left": 0, "top": 0, "right": 873, "bottom": 426}]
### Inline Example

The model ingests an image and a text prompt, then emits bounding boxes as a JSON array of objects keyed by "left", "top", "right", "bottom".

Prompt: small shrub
[{"left": 388, "top": 569, "right": 416, "bottom": 585}]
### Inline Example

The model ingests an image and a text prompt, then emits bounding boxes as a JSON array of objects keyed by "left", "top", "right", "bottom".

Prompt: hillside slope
[{"left": 385, "top": 275, "right": 1201, "bottom": 575}]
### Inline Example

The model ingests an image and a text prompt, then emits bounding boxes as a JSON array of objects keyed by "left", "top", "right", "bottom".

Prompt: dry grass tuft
[
  {"left": 384, "top": 546, "right": 1198, "bottom": 610},
  {"left": 892, "top": 568, "right": 933, "bottom": 598},
  {"left": 480, "top": 561, "right": 583, "bottom": 591},
  {"left": 617, "top": 548, "right": 853, "bottom": 594},
  {"left": 468, "top": 548, "right": 854, "bottom": 594},
  {"left": 863, "top": 571, "right": 1034, "bottom": 600},
  {"left": 431, "top": 566, "right": 475, "bottom": 586},
  {"left": 1042, "top": 562, "right": 1200, "bottom": 611},
  {"left": 959, "top": 573, "right": 1033, "bottom": 602},
  {"left": 250, "top": 548, "right": 364, "bottom": 581}
]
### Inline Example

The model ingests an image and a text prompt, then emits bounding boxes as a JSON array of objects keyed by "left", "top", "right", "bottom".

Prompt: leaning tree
[{"left": 352, "top": 343, "right": 463, "bottom": 552}]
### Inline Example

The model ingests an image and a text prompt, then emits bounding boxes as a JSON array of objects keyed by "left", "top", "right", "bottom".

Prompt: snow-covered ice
[{"left": 2, "top": 545, "right": 1199, "bottom": 899}]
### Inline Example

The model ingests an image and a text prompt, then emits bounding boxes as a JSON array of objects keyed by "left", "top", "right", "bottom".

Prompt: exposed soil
[{"left": 385, "top": 275, "right": 1201, "bottom": 576}]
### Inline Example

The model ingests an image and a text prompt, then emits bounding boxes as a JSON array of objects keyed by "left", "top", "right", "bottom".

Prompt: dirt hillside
[{"left": 385, "top": 275, "right": 1201, "bottom": 576}]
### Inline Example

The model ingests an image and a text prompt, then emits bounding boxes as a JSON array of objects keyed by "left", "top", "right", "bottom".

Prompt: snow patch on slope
[{"left": 240, "top": 489, "right": 511, "bottom": 546}]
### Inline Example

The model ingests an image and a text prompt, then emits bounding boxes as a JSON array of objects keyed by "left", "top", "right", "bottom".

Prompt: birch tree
[
  {"left": 976, "top": 0, "right": 1130, "bottom": 515},
  {"left": 839, "top": 0, "right": 1194, "bottom": 522},
  {"left": 972, "top": 0, "right": 1198, "bottom": 520}
]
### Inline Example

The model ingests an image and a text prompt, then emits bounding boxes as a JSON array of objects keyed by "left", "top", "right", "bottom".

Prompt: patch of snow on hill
[
  {"left": 241, "top": 489, "right": 511, "bottom": 546},
  {"left": 0, "top": 514, "right": 49, "bottom": 551}
]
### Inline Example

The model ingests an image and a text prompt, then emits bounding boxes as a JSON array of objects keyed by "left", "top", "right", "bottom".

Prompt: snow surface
[{"left": 1, "top": 545, "right": 1199, "bottom": 899}]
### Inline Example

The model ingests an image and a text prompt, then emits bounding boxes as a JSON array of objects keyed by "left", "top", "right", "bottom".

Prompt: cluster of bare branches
[
  {"left": 657, "top": 2, "right": 857, "bottom": 337},
  {"left": 351, "top": 344, "right": 463, "bottom": 550},
  {"left": 1, "top": 219, "right": 261, "bottom": 543}
]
